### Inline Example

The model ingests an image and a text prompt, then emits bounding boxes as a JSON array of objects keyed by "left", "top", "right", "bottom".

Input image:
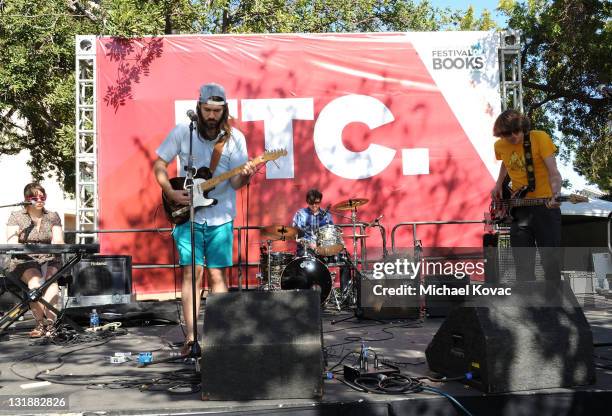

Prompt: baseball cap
[{"left": 199, "top": 83, "right": 226, "bottom": 105}]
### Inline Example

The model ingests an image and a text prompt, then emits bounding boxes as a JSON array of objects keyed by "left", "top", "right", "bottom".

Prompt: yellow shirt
[{"left": 494, "top": 130, "right": 557, "bottom": 198}]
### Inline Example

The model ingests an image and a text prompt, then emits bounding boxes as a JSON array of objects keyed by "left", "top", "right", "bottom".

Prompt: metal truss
[
  {"left": 499, "top": 30, "right": 523, "bottom": 111},
  {"left": 75, "top": 35, "right": 98, "bottom": 243}
]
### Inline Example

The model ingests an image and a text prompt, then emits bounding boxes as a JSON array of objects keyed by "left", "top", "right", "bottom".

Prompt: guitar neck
[
  {"left": 506, "top": 196, "right": 569, "bottom": 208},
  {"left": 199, "top": 159, "right": 260, "bottom": 191}
]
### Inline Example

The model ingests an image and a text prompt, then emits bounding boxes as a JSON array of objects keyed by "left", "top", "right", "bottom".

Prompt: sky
[{"left": 428, "top": 1, "right": 599, "bottom": 194}]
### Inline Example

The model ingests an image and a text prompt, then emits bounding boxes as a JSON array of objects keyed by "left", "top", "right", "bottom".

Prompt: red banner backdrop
[{"left": 96, "top": 32, "right": 501, "bottom": 294}]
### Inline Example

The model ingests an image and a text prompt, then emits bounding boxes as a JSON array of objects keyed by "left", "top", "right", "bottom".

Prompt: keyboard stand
[{"left": 0, "top": 254, "right": 86, "bottom": 334}]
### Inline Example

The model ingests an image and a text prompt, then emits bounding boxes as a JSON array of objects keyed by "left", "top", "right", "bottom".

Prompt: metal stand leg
[{"left": 0, "top": 254, "right": 85, "bottom": 334}]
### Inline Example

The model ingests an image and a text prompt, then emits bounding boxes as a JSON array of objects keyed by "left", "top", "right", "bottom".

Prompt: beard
[{"left": 205, "top": 119, "right": 221, "bottom": 129}]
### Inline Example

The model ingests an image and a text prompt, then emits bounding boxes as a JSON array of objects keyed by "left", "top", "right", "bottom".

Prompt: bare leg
[
  {"left": 42, "top": 266, "right": 59, "bottom": 322},
  {"left": 207, "top": 268, "right": 228, "bottom": 294},
  {"left": 21, "top": 268, "right": 45, "bottom": 324},
  {"left": 182, "top": 265, "right": 204, "bottom": 343}
]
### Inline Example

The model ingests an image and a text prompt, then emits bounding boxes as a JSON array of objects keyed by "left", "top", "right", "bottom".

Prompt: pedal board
[{"left": 343, "top": 361, "right": 400, "bottom": 383}]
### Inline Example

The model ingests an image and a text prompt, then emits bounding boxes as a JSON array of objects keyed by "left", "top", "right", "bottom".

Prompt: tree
[
  {"left": 0, "top": 0, "right": 205, "bottom": 193},
  {"left": 0, "top": 0, "right": 455, "bottom": 193},
  {"left": 498, "top": 0, "right": 611, "bottom": 193},
  {"left": 6, "top": 1, "right": 606, "bottom": 193}
]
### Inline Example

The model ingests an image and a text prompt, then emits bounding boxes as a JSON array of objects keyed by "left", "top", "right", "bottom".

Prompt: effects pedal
[
  {"left": 343, "top": 362, "right": 400, "bottom": 383},
  {"left": 343, "top": 345, "right": 401, "bottom": 383}
]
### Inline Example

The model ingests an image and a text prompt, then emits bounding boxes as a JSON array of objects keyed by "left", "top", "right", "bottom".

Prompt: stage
[{"left": 1, "top": 293, "right": 612, "bottom": 416}]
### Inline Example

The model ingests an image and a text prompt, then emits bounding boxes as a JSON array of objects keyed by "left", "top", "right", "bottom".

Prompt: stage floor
[{"left": 1, "top": 294, "right": 612, "bottom": 416}]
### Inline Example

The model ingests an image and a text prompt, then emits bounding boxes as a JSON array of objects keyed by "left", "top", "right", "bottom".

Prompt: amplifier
[{"left": 67, "top": 255, "right": 132, "bottom": 307}]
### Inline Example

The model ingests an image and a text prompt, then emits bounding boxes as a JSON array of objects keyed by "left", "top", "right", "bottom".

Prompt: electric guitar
[
  {"left": 162, "top": 149, "right": 287, "bottom": 225},
  {"left": 489, "top": 186, "right": 588, "bottom": 224}
]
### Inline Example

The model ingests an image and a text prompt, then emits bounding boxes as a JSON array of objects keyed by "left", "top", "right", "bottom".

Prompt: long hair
[
  {"left": 493, "top": 109, "right": 531, "bottom": 137},
  {"left": 195, "top": 102, "right": 232, "bottom": 141}
]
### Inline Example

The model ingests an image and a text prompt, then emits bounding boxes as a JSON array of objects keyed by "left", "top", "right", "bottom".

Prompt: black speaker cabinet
[
  {"left": 483, "top": 233, "right": 501, "bottom": 284},
  {"left": 356, "top": 271, "right": 420, "bottom": 320},
  {"left": 426, "top": 281, "right": 595, "bottom": 393},
  {"left": 68, "top": 255, "right": 132, "bottom": 302},
  {"left": 483, "top": 233, "right": 545, "bottom": 284},
  {"left": 424, "top": 274, "right": 469, "bottom": 318},
  {"left": 201, "top": 290, "right": 323, "bottom": 400}
]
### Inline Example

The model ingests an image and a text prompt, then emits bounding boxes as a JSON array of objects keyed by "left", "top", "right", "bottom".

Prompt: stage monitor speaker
[
  {"left": 426, "top": 281, "right": 596, "bottom": 393},
  {"left": 356, "top": 270, "right": 420, "bottom": 320},
  {"left": 201, "top": 290, "right": 323, "bottom": 400},
  {"left": 67, "top": 255, "right": 132, "bottom": 307}
]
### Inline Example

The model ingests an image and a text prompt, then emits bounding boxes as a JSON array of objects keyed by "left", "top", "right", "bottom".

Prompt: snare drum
[
  {"left": 315, "top": 225, "right": 344, "bottom": 256},
  {"left": 259, "top": 252, "right": 293, "bottom": 289},
  {"left": 281, "top": 256, "right": 332, "bottom": 304}
]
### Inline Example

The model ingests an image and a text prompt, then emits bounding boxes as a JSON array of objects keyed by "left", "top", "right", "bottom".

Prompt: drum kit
[{"left": 257, "top": 197, "right": 371, "bottom": 307}]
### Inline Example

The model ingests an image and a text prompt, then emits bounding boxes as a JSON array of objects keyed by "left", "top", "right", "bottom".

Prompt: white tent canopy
[{"left": 561, "top": 198, "right": 612, "bottom": 218}]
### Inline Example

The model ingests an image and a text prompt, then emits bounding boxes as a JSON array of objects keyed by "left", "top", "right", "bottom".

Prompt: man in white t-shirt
[{"left": 153, "top": 83, "right": 255, "bottom": 353}]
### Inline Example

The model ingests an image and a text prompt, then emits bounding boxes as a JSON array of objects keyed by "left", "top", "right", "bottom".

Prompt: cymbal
[
  {"left": 261, "top": 225, "right": 299, "bottom": 240},
  {"left": 345, "top": 234, "right": 369, "bottom": 239},
  {"left": 333, "top": 198, "right": 369, "bottom": 211}
]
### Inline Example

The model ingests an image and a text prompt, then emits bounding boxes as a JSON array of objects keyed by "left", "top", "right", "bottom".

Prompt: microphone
[
  {"left": 186, "top": 110, "right": 198, "bottom": 122},
  {"left": 368, "top": 215, "right": 383, "bottom": 227},
  {"left": 20, "top": 201, "right": 34, "bottom": 206}
]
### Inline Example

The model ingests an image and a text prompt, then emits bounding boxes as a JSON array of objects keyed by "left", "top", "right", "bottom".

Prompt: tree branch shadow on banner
[{"left": 102, "top": 37, "right": 164, "bottom": 113}]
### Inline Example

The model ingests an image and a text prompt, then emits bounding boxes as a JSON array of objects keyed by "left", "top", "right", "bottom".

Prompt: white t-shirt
[{"left": 156, "top": 123, "right": 248, "bottom": 226}]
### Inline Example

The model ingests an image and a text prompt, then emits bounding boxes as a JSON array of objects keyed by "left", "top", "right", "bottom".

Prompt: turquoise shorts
[{"left": 172, "top": 221, "right": 234, "bottom": 268}]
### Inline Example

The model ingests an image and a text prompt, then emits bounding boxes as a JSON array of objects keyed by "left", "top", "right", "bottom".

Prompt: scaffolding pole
[
  {"left": 499, "top": 30, "right": 523, "bottom": 112},
  {"left": 75, "top": 35, "right": 98, "bottom": 244}
]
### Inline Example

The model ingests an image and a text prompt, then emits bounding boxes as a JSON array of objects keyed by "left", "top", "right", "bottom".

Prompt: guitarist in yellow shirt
[{"left": 490, "top": 109, "right": 563, "bottom": 282}]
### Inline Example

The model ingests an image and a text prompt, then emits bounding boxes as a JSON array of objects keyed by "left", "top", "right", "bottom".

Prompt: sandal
[
  {"left": 44, "top": 319, "right": 57, "bottom": 337},
  {"left": 29, "top": 322, "right": 46, "bottom": 338}
]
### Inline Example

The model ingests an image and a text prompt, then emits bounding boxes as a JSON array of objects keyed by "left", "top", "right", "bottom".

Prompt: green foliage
[
  {"left": 1, "top": 0, "right": 609, "bottom": 195},
  {"left": 446, "top": 4, "right": 500, "bottom": 31},
  {"left": 498, "top": 0, "right": 611, "bottom": 193},
  {"left": 199, "top": 0, "right": 454, "bottom": 33},
  {"left": 0, "top": 1, "right": 97, "bottom": 193}
]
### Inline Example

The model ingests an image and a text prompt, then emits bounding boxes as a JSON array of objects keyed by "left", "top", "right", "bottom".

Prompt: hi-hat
[
  {"left": 261, "top": 225, "right": 299, "bottom": 240},
  {"left": 333, "top": 198, "right": 369, "bottom": 211}
]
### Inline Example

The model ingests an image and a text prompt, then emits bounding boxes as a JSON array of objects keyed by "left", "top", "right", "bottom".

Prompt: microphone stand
[
  {"left": 142, "top": 117, "right": 201, "bottom": 369},
  {"left": 0, "top": 202, "right": 31, "bottom": 208},
  {"left": 185, "top": 118, "right": 202, "bottom": 366}
]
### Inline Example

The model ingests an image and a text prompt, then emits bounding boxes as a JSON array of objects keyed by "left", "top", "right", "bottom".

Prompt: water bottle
[{"left": 89, "top": 308, "right": 100, "bottom": 330}]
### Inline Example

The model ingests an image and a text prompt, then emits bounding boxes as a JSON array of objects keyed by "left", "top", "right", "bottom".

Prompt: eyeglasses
[
  {"left": 26, "top": 195, "right": 47, "bottom": 202},
  {"left": 309, "top": 200, "right": 322, "bottom": 205}
]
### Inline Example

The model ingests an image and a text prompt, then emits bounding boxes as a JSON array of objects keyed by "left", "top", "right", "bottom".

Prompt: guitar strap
[
  {"left": 522, "top": 131, "right": 536, "bottom": 192},
  {"left": 209, "top": 135, "right": 227, "bottom": 175}
]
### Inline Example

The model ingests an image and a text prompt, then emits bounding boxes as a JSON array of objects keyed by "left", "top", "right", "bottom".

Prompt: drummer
[{"left": 291, "top": 188, "right": 332, "bottom": 257}]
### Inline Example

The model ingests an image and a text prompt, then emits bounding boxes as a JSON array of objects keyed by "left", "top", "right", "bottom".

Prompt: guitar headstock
[
  {"left": 259, "top": 149, "right": 288, "bottom": 163},
  {"left": 567, "top": 194, "right": 589, "bottom": 204}
]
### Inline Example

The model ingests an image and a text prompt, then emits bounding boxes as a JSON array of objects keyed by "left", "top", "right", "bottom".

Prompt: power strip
[{"left": 343, "top": 361, "right": 400, "bottom": 383}]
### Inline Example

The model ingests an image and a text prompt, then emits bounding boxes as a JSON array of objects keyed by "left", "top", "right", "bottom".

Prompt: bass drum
[{"left": 280, "top": 256, "right": 332, "bottom": 304}]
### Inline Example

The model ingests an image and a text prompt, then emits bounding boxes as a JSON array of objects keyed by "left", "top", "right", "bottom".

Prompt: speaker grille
[
  {"left": 201, "top": 290, "right": 323, "bottom": 400},
  {"left": 69, "top": 255, "right": 132, "bottom": 297}
]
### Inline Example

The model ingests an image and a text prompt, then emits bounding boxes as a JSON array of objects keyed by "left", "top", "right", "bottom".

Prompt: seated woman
[{"left": 6, "top": 183, "right": 64, "bottom": 337}]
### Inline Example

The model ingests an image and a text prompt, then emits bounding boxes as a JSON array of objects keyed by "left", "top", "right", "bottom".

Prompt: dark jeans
[{"left": 510, "top": 206, "right": 562, "bottom": 281}]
